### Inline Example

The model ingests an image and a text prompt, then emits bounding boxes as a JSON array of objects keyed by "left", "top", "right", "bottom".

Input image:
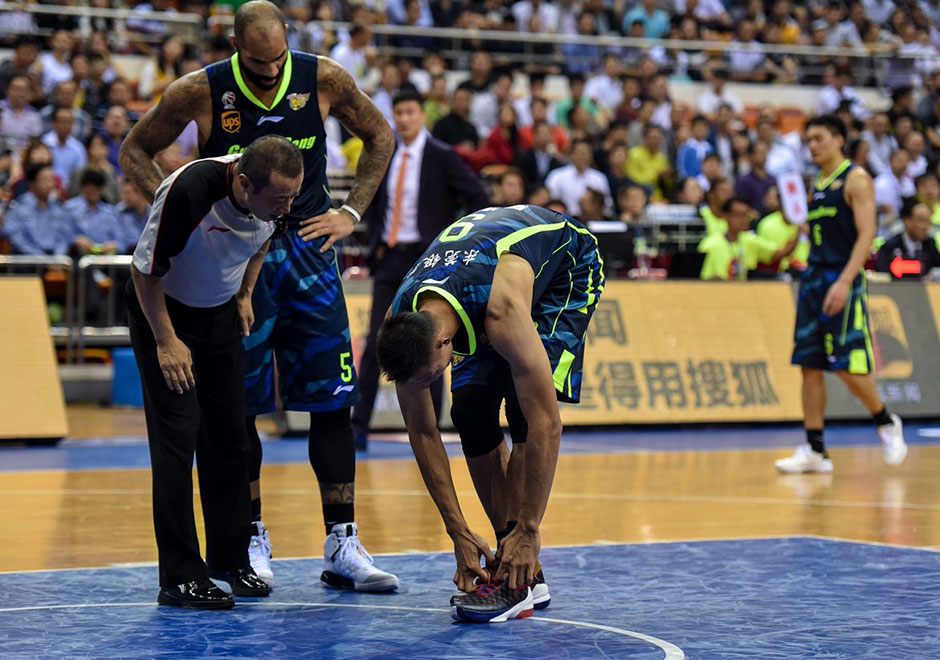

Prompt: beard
[{"left": 239, "top": 54, "right": 284, "bottom": 90}]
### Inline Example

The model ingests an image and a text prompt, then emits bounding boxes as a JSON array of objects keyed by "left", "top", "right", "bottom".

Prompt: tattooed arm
[
  {"left": 299, "top": 57, "right": 394, "bottom": 252},
  {"left": 119, "top": 71, "right": 211, "bottom": 203}
]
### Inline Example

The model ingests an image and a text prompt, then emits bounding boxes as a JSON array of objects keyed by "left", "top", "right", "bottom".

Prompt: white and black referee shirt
[{"left": 132, "top": 154, "right": 275, "bottom": 308}]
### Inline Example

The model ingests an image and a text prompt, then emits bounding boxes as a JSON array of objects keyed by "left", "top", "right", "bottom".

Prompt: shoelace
[
  {"left": 337, "top": 534, "right": 375, "bottom": 569},
  {"left": 250, "top": 531, "right": 271, "bottom": 559}
]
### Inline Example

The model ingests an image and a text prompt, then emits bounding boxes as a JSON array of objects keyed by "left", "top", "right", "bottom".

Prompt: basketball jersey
[
  {"left": 202, "top": 51, "right": 330, "bottom": 224},
  {"left": 807, "top": 160, "right": 856, "bottom": 267},
  {"left": 390, "top": 205, "right": 600, "bottom": 357}
]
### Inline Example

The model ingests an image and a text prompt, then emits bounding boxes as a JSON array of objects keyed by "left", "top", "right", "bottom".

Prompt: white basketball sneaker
[
  {"left": 321, "top": 523, "right": 399, "bottom": 593},
  {"left": 878, "top": 414, "right": 908, "bottom": 467},
  {"left": 248, "top": 521, "right": 274, "bottom": 587},
  {"left": 774, "top": 444, "right": 834, "bottom": 474}
]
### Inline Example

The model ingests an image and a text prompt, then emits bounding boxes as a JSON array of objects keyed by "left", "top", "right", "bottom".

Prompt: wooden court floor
[{"left": 3, "top": 405, "right": 940, "bottom": 573}]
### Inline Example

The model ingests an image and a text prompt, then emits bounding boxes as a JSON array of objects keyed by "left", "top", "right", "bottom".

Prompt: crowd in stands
[{"left": 1, "top": 0, "right": 940, "bottom": 284}]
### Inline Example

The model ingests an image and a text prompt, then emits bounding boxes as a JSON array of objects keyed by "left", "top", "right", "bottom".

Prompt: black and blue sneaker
[
  {"left": 451, "top": 578, "right": 534, "bottom": 623},
  {"left": 451, "top": 565, "right": 550, "bottom": 610}
]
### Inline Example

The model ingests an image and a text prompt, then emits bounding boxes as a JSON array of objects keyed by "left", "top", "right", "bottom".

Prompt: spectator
[
  {"left": 126, "top": 0, "right": 178, "bottom": 52},
  {"left": 817, "top": 64, "right": 869, "bottom": 120},
  {"left": 584, "top": 54, "right": 624, "bottom": 113},
  {"left": 0, "top": 75, "right": 42, "bottom": 156},
  {"left": 701, "top": 178, "right": 734, "bottom": 234},
  {"left": 578, "top": 187, "right": 614, "bottom": 222},
  {"left": 614, "top": 75, "right": 642, "bottom": 122},
  {"left": 623, "top": 0, "right": 670, "bottom": 39},
  {"left": 888, "top": 86, "right": 921, "bottom": 132},
  {"left": 518, "top": 97, "right": 569, "bottom": 153},
  {"left": 95, "top": 79, "right": 138, "bottom": 124},
  {"left": 626, "top": 96, "right": 656, "bottom": 148},
  {"left": 735, "top": 141, "right": 775, "bottom": 215},
  {"left": 863, "top": 0, "right": 897, "bottom": 24},
  {"left": 696, "top": 67, "right": 743, "bottom": 119},
  {"left": 478, "top": 101, "right": 523, "bottom": 167},
  {"left": 709, "top": 104, "right": 736, "bottom": 179},
  {"left": 99, "top": 105, "right": 130, "bottom": 175},
  {"left": 512, "top": 72, "right": 545, "bottom": 127},
  {"left": 423, "top": 75, "right": 449, "bottom": 129},
  {"left": 904, "top": 131, "right": 928, "bottom": 181},
  {"left": 823, "top": 1, "right": 863, "bottom": 48},
  {"left": 728, "top": 19, "right": 767, "bottom": 83},
  {"left": 137, "top": 34, "right": 185, "bottom": 102},
  {"left": 512, "top": 0, "right": 560, "bottom": 34},
  {"left": 562, "top": 12, "right": 603, "bottom": 75},
  {"left": 470, "top": 70, "right": 513, "bottom": 140},
  {"left": 0, "top": 35, "right": 39, "bottom": 101},
  {"left": 68, "top": 132, "right": 120, "bottom": 204},
  {"left": 546, "top": 198, "right": 568, "bottom": 214},
  {"left": 915, "top": 172, "right": 940, "bottom": 224},
  {"left": 545, "top": 139, "right": 611, "bottom": 215},
  {"left": 848, "top": 137, "right": 871, "bottom": 171},
  {"left": 761, "top": 23, "right": 799, "bottom": 85},
  {"left": 387, "top": 0, "right": 434, "bottom": 26},
  {"left": 676, "top": 176, "right": 705, "bottom": 207},
  {"left": 618, "top": 183, "right": 649, "bottom": 224},
  {"left": 330, "top": 22, "right": 374, "bottom": 92},
  {"left": 87, "top": 31, "right": 118, "bottom": 86},
  {"left": 698, "top": 196, "right": 794, "bottom": 280},
  {"left": 41, "top": 106, "right": 87, "bottom": 184},
  {"left": 3, "top": 163, "right": 72, "bottom": 256},
  {"left": 605, "top": 142, "right": 632, "bottom": 205},
  {"left": 373, "top": 62, "right": 403, "bottom": 125},
  {"left": 527, "top": 184, "right": 551, "bottom": 207},
  {"left": 515, "top": 120, "right": 563, "bottom": 187},
  {"left": 491, "top": 166, "right": 527, "bottom": 206},
  {"left": 626, "top": 124, "right": 671, "bottom": 200},
  {"left": 391, "top": 0, "right": 438, "bottom": 54},
  {"left": 40, "top": 80, "right": 92, "bottom": 140},
  {"left": 677, "top": 114, "right": 714, "bottom": 180},
  {"left": 754, "top": 186, "right": 809, "bottom": 273},
  {"left": 432, "top": 87, "right": 478, "bottom": 149},
  {"left": 876, "top": 201, "right": 940, "bottom": 278},
  {"left": 699, "top": 153, "right": 723, "bottom": 192},
  {"left": 458, "top": 51, "right": 493, "bottom": 95},
  {"left": 676, "top": 0, "right": 732, "bottom": 27},
  {"left": 115, "top": 180, "right": 150, "bottom": 254},
  {"left": 874, "top": 149, "right": 914, "bottom": 222},
  {"left": 861, "top": 112, "right": 898, "bottom": 177},
  {"left": 36, "top": 30, "right": 74, "bottom": 97},
  {"left": 64, "top": 169, "right": 121, "bottom": 256}
]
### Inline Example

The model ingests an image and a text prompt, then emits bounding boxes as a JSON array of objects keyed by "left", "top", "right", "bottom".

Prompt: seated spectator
[
  {"left": 625, "top": 125, "right": 671, "bottom": 200},
  {"left": 698, "top": 153, "right": 723, "bottom": 192},
  {"left": 68, "top": 132, "right": 120, "bottom": 204},
  {"left": 915, "top": 172, "right": 940, "bottom": 225},
  {"left": 3, "top": 163, "right": 72, "bottom": 255},
  {"left": 623, "top": 0, "right": 670, "bottom": 39},
  {"left": 545, "top": 139, "right": 611, "bottom": 216},
  {"left": 735, "top": 141, "right": 774, "bottom": 215},
  {"left": 126, "top": 0, "right": 178, "bottom": 54},
  {"left": 94, "top": 79, "right": 139, "bottom": 124},
  {"left": 330, "top": 22, "right": 374, "bottom": 93},
  {"left": 555, "top": 73, "right": 602, "bottom": 130},
  {"left": 458, "top": 51, "right": 494, "bottom": 95},
  {"left": 114, "top": 180, "right": 150, "bottom": 254},
  {"left": 709, "top": 104, "right": 737, "bottom": 179},
  {"left": 874, "top": 149, "right": 914, "bottom": 223},
  {"left": 36, "top": 30, "right": 74, "bottom": 97},
  {"left": 754, "top": 186, "right": 809, "bottom": 273},
  {"left": 515, "top": 121, "right": 563, "bottom": 188},
  {"left": 567, "top": 104, "right": 595, "bottom": 142},
  {"left": 40, "top": 80, "right": 91, "bottom": 140},
  {"left": 490, "top": 167, "right": 527, "bottom": 206},
  {"left": 579, "top": 187, "right": 615, "bottom": 222},
  {"left": 518, "top": 98, "right": 569, "bottom": 153},
  {"left": 527, "top": 184, "right": 551, "bottom": 207},
  {"left": 1, "top": 75, "right": 42, "bottom": 155},
  {"left": 727, "top": 19, "right": 767, "bottom": 83},
  {"left": 584, "top": 54, "right": 624, "bottom": 114},
  {"left": 485, "top": 102, "right": 523, "bottom": 166},
  {"left": 99, "top": 106, "right": 130, "bottom": 175},
  {"left": 700, "top": 178, "right": 734, "bottom": 235},
  {"left": 423, "top": 75, "right": 449, "bottom": 129},
  {"left": 876, "top": 201, "right": 940, "bottom": 278},
  {"left": 546, "top": 198, "right": 568, "bottom": 215},
  {"left": 562, "top": 12, "right": 603, "bottom": 75},
  {"left": 904, "top": 131, "right": 928, "bottom": 181},
  {"left": 618, "top": 184, "right": 649, "bottom": 224},
  {"left": 137, "top": 34, "right": 185, "bottom": 102},
  {"left": 372, "top": 62, "right": 404, "bottom": 125},
  {"left": 64, "top": 170, "right": 121, "bottom": 256},
  {"left": 818, "top": 64, "right": 869, "bottom": 121},
  {"left": 9, "top": 140, "right": 63, "bottom": 200},
  {"left": 677, "top": 114, "right": 714, "bottom": 180},
  {"left": 470, "top": 70, "right": 513, "bottom": 141},
  {"left": 0, "top": 35, "right": 40, "bottom": 100},
  {"left": 42, "top": 106, "right": 87, "bottom": 184},
  {"left": 604, "top": 142, "right": 633, "bottom": 206},
  {"left": 512, "top": 0, "right": 560, "bottom": 34},
  {"left": 675, "top": 176, "right": 705, "bottom": 207},
  {"left": 432, "top": 87, "right": 478, "bottom": 150},
  {"left": 698, "top": 197, "right": 795, "bottom": 280},
  {"left": 848, "top": 138, "right": 870, "bottom": 172}
]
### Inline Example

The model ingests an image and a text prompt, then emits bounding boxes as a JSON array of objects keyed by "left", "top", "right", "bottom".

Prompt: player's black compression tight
[{"left": 451, "top": 384, "right": 528, "bottom": 458}]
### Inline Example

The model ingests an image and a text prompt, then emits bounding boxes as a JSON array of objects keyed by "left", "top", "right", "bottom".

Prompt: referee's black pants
[{"left": 127, "top": 281, "right": 251, "bottom": 588}]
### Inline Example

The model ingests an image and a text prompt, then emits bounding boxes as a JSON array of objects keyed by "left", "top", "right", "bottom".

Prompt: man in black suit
[
  {"left": 431, "top": 86, "right": 479, "bottom": 150},
  {"left": 876, "top": 201, "right": 940, "bottom": 279},
  {"left": 353, "top": 90, "right": 489, "bottom": 448},
  {"left": 515, "top": 121, "right": 563, "bottom": 190}
]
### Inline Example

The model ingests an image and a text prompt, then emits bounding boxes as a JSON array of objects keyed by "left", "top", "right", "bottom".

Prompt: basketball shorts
[
  {"left": 243, "top": 230, "right": 360, "bottom": 416},
  {"left": 791, "top": 265, "right": 874, "bottom": 374},
  {"left": 451, "top": 228, "right": 605, "bottom": 403}
]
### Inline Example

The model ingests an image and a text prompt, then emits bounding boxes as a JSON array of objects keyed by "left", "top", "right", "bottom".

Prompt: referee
[{"left": 127, "top": 136, "right": 302, "bottom": 609}]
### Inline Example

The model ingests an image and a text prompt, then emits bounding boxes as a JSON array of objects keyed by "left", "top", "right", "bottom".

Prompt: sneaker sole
[
  {"left": 774, "top": 462, "right": 834, "bottom": 474},
  {"left": 884, "top": 443, "right": 908, "bottom": 467},
  {"left": 453, "top": 583, "right": 550, "bottom": 609},
  {"left": 452, "top": 589, "right": 535, "bottom": 623},
  {"left": 321, "top": 571, "right": 399, "bottom": 593}
]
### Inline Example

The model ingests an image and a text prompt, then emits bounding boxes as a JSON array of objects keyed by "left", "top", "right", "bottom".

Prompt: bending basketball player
[
  {"left": 376, "top": 205, "right": 604, "bottom": 623},
  {"left": 777, "top": 115, "right": 907, "bottom": 474}
]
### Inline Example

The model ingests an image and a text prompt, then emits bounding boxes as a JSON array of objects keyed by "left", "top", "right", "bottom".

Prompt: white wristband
[{"left": 340, "top": 204, "right": 361, "bottom": 223}]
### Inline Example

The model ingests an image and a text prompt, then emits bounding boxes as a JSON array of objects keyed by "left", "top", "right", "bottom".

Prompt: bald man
[{"left": 120, "top": 0, "right": 399, "bottom": 593}]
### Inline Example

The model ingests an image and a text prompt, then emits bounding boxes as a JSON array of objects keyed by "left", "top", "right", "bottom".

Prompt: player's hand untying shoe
[
  {"left": 451, "top": 528, "right": 496, "bottom": 593},
  {"left": 496, "top": 525, "right": 541, "bottom": 590},
  {"left": 298, "top": 208, "right": 357, "bottom": 252}
]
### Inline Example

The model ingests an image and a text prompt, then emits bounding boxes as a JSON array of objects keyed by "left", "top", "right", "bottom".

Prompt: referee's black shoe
[
  {"left": 209, "top": 567, "right": 272, "bottom": 597},
  {"left": 157, "top": 579, "right": 235, "bottom": 610}
]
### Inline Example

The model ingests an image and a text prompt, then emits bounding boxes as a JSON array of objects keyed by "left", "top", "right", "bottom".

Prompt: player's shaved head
[{"left": 234, "top": 0, "right": 286, "bottom": 44}]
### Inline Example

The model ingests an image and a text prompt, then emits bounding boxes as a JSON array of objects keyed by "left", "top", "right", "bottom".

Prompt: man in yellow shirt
[
  {"left": 625, "top": 124, "right": 671, "bottom": 199},
  {"left": 698, "top": 196, "right": 797, "bottom": 280},
  {"left": 754, "top": 185, "right": 810, "bottom": 272}
]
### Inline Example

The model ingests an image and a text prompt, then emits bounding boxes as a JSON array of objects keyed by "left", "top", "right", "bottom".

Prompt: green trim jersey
[
  {"left": 391, "top": 205, "right": 605, "bottom": 402},
  {"left": 202, "top": 51, "right": 330, "bottom": 224},
  {"left": 807, "top": 160, "right": 856, "bottom": 267}
]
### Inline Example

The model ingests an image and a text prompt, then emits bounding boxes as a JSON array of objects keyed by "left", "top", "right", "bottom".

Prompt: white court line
[{"left": 0, "top": 601, "right": 685, "bottom": 659}]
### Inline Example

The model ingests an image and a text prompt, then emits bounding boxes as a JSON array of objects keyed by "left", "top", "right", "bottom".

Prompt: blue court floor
[{"left": 2, "top": 537, "right": 939, "bottom": 659}]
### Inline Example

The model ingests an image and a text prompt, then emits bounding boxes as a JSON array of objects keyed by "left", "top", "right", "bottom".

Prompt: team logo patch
[
  {"left": 222, "top": 91, "right": 236, "bottom": 109},
  {"left": 221, "top": 110, "right": 241, "bottom": 134},
  {"left": 830, "top": 180, "right": 843, "bottom": 191},
  {"left": 287, "top": 92, "right": 310, "bottom": 111}
]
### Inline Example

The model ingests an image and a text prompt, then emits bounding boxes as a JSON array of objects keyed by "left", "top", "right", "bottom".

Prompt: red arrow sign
[{"left": 890, "top": 256, "right": 922, "bottom": 278}]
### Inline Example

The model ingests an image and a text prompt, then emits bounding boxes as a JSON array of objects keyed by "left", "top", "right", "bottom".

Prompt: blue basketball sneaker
[{"left": 451, "top": 578, "right": 534, "bottom": 623}]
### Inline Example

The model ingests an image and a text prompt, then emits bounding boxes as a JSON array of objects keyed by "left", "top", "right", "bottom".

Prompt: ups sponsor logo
[
  {"left": 221, "top": 110, "right": 241, "bottom": 134},
  {"left": 869, "top": 296, "right": 912, "bottom": 379}
]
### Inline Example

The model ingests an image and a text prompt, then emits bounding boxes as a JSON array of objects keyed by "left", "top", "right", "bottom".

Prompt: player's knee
[
  {"left": 308, "top": 409, "right": 355, "bottom": 484},
  {"left": 451, "top": 404, "right": 502, "bottom": 458}
]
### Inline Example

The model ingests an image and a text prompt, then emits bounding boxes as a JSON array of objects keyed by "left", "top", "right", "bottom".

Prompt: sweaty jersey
[
  {"left": 202, "top": 51, "right": 330, "bottom": 223},
  {"left": 390, "top": 205, "right": 602, "bottom": 357},
  {"left": 807, "top": 160, "right": 857, "bottom": 267}
]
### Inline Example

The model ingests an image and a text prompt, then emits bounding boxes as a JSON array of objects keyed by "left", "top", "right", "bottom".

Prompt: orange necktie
[{"left": 387, "top": 151, "right": 409, "bottom": 247}]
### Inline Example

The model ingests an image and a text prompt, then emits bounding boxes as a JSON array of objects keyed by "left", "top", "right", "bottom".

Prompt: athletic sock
[
  {"left": 872, "top": 406, "right": 892, "bottom": 427},
  {"left": 251, "top": 498, "right": 261, "bottom": 523},
  {"left": 806, "top": 429, "right": 827, "bottom": 457},
  {"left": 324, "top": 503, "right": 355, "bottom": 536}
]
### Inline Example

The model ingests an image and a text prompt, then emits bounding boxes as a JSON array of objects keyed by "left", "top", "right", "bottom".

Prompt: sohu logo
[
  {"left": 221, "top": 110, "right": 241, "bottom": 134},
  {"left": 287, "top": 92, "right": 310, "bottom": 111}
]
